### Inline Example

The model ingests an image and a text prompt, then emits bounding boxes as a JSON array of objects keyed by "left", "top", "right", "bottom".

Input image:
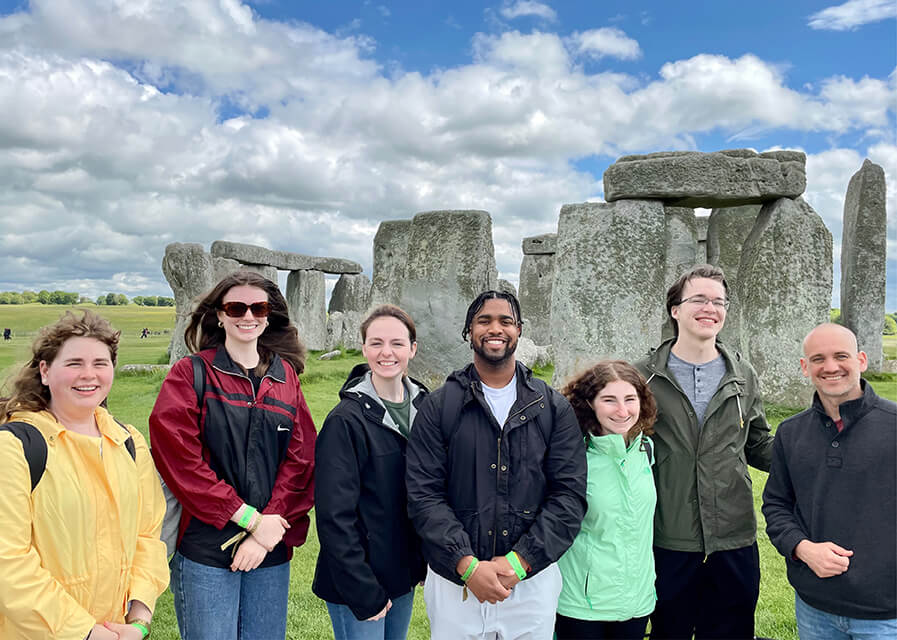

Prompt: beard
[{"left": 472, "top": 336, "right": 518, "bottom": 365}]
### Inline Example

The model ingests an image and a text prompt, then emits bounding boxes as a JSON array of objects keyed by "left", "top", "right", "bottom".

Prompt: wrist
[
  {"left": 505, "top": 551, "right": 527, "bottom": 580},
  {"left": 459, "top": 557, "right": 479, "bottom": 582},
  {"left": 127, "top": 618, "right": 151, "bottom": 639}
]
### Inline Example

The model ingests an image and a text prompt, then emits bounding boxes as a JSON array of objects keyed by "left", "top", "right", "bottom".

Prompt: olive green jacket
[{"left": 635, "top": 338, "right": 773, "bottom": 554}]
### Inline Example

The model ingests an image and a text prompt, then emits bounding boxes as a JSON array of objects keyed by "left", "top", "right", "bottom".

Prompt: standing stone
[
  {"left": 398, "top": 210, "right": 497, "bottom": 386},
  {"left": 370, "top": 220, "right": 412, "bottom": 307},
  {"left": 329, "top": 273, "right": 372, "bottom": 314},
  {"left": 840, "top": 160, "right": 887, "bottom": 371},
  {"left": 661, "top": 207, "right": 699, "bottom": 341},
  {"left": 551, "top": 200, "right": 666, "bottom": 385},
  {"left": 706, "top": 205, "right": 761, "bottom": 353},
  {"left": 286, "top": 270, "right": 327, "bottom": 351},
  {"left": 212, "top": 256, "right": 242, "bottom": 281},
  {"left": 162, "top": 243, "right": 214, "bottom": 364},
  {"left": 738, "top": 197, "right": 832, "bottom": 405},
  {"left": 519, "top": 234, "right": 557, "bottom": 345},
  {"left": 497, "top": 279, "right": 517, "bottom": 298},
  {"left": 242, "top": 263, "right": 278, "bottom": 284},
  {"left": 325, "top": 310, "right": 364, "bottom": 351}
]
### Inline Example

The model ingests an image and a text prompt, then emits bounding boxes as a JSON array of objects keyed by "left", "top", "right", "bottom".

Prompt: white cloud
[
  {"left": 808, "top": 0, "right": 897, "bottom": 31},
  {"left": 570, "top": 27, "right": 641, "bottom": 61},
  {"left": 499, "top": 1, "right": 557, "bottom": 22}
]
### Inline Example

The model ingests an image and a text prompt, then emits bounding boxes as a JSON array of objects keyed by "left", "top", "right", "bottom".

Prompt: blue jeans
[
  {"left": 326, "top": 589, "right": 415, "bottom": 640},
  {"left": 170, "top": 552, "right": 290, "bottom": 640},
  {"left": 795, "top": 593, "right": 897, "bottom": 640}
]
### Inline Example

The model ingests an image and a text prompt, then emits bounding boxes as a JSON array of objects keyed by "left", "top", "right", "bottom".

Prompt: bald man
[{"left": 762, "top": 323, "right": 896, "bottom": 639}]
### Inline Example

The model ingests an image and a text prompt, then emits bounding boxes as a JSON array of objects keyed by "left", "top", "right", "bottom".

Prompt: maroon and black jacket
[{"left": 149, "top": 346, "right": 316, "bottom": 569}]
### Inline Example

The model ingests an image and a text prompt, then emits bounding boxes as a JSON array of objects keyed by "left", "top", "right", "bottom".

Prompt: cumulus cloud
[
  {"left": 808, "top": 0, "right": 897, "bottom": 31},
  {"left": 499, "top": 1, "right": 557, "bottom": 22},
  {"left": 570, "top": 27, "right": 641, "bottom": 61},
  {"left": 0, "top": 0, "right": 893, "bottom": 306}
]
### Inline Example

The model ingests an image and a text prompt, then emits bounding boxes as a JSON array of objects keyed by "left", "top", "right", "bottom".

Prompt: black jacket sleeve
[
  {"left": 761, "top": 425, "right": 807, "bottom": 560},
  {"left": 513, "top": 390, "right": 587, "bottom": 574},
  {"left": 314, "top": 409, "right": 388, "bottom": 620},
  {"left": 405, "top": 389, "right": 474, "bottom": 581}
]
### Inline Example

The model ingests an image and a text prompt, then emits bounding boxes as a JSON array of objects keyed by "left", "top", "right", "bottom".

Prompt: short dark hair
[
  {"left": 184, "top": 270, "right": 306, "bottom": 374},
  {"left": 561, "top": 360, "right": 657, "bottom": 441},
  {"left": 666, "top": 264, "right": 729, "bottom": 336},
  {"left": 461, "top": 290, "right": 523, "bottom": 342},
  {"left": 361, "top": 304, "right": 417, "bottom": 343}
]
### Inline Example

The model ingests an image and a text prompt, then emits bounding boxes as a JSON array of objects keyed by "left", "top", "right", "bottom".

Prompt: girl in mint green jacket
[{"left": 557, "top": 360, "right": 658, "bottom": 640}]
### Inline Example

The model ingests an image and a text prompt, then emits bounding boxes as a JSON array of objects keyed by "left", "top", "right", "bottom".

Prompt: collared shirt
[{"left": 668, "top": 352, "right": 726, "bottom": 425}]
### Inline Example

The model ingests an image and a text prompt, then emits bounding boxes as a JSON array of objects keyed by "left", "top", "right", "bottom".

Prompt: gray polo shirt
[{"left": 668, "top": 351, "right": 726, "bottom": 426}]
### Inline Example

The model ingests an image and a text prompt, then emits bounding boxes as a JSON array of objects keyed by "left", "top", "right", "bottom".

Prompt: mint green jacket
[{"left": 557, "top": 433, "right": 657, "bottom": 622}]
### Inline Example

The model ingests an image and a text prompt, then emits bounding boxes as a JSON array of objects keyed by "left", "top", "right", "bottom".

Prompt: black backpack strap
[
  {"left": 111, "top": 417, "right": 137, "bottom": 461},
  {"left": 0, "top": 421, "right": 48, "bottom": 491},
  {"left": 640, "top": 435, "right": 653, "bottom": 465},
  {"left": 190, "top": 354, "right": 206, "bottom": 412},
  {"left": 439, "top": 381, "right": 466, "bottom": 445}
]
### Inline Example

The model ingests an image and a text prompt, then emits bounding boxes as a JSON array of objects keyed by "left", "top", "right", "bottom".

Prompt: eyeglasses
[
  {"left": 220, "top": 301, "right": 271, "bottom": 318},
  {"left": 677, "top": 295, "right": 730, "bottom": 310}
]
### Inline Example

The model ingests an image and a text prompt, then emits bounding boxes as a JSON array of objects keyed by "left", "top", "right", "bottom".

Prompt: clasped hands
[
  {"left": 231, "top": 513, "right": 290, "bottom": 572},
  {"left": 456, "top": 554, "right": 528, "bottom": 604}
]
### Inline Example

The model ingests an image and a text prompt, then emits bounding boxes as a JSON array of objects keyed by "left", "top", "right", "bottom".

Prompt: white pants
[{"left": 423, "top": 563, "right": 563, "bottom": 640}]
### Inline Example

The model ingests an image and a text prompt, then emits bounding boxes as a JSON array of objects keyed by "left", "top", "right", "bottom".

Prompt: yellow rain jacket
[{"left": 0, "top": 408, "right": 169, "bottom": 639}]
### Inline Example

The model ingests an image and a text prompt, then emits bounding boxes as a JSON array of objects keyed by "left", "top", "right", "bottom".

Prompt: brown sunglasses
[{"left": 220, "top": 301, "right": 271, "bottom": 318}]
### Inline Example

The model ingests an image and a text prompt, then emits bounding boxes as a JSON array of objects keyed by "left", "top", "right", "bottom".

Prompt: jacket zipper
[{"left": 212, "top": 364, "right": 280, "bottom": 406}]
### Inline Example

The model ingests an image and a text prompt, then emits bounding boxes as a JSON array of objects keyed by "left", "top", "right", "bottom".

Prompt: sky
[{"left": 0, "top": 0, "right": 894, "bottom": 308}]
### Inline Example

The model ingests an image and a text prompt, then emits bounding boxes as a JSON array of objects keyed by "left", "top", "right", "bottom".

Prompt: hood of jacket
[{"left": 339, "top": 362, "right": 428, "bottom": 437}]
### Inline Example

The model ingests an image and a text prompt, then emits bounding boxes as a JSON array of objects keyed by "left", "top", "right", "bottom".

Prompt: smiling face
[
  {"left": 469, "top": 297, "right": 520, "bottom": 366},
  {"left": 362, "top": 316, "right": 417, "bottom": 382},
  {"left": 592, "top": 379, "right": 641, "bottom": 439},
  {"left": 216, "top": 285, "right": 269, "bottom": 347},
  {"left": 801, "top": 324, "right": 867, "bottom": 405},
  {"left": 671, "top": 277, "right": 727, "bottom": 342},
  {"left": 39, "top": 336, "right": 114, "bottom": 418}
]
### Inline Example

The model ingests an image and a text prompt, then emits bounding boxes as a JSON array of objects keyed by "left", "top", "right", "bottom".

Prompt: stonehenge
[
  {"left": 159, "top": 148, "right": 887, "bottom": 407},
  {"left": 840, "top": 160, "right": 887, "bottom": 371}
]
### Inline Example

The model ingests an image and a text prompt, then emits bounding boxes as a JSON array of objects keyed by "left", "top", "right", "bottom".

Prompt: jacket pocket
[{"left": 509, "top": 507, "right": 538, "bottom": 546}]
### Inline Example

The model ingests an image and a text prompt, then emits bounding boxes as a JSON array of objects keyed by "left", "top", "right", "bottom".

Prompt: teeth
[{"left": 73, "top": 386, "right": 98, "bottom": 391}]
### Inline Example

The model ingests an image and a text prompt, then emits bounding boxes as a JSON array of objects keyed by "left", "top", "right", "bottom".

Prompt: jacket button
[
  {"left": 491, "top": 463, "right": 497, "bottom": 469},
  {"left": 520, "top": 415, "right": 526, "bottom": 421},
  {"left": 831, "top": 441, "right": 839, "bottom": 448},
  {"left": 501, "top": 465, "right": 507, "bottom": 472},
  {"left": 502, "top": 530, "right": 508, "bottom": 536},
  {"left": 365, "top": 403, "right": 371, "bottom": 409},
  {"left": 488, "top": 530, "right": 493, "bottom": 536},
  {"left": 540, "top": 403, "right": 545, "bottom": 408}
]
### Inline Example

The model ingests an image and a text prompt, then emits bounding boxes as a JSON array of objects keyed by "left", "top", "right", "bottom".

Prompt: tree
[
  {"left": 106, "top": 292, "right": 116, "bottom": 306},
  {"left": 96, "top": 295, "right": 106, "bottom": 305},
  {"left": 143, "top": 296, "right": 157, "bottom": 307},
  {"left": 829, "top": 309, "right": 841, "bottom": 324},
  {"left": 884, "top": 315, "right": 897, "bottom": 336},
  {"left": 37, "top": 290, "right": 51, "bottom": 304},
  {"left": 157, "top": 296, "right": 174, "bottom": 306},
  {"left": 21, "top": 290, "right": 37, "bottom": 303}
]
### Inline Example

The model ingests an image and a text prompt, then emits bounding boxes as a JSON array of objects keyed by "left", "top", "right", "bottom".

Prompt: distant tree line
[
  {"left": 0, "top": 290, "right": 173, "bottom": 306},
  {"left": 830, "top": 309, "right": 897, "bottom": 336}
]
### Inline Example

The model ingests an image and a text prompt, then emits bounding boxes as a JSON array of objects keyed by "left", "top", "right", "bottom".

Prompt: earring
[{"left": 218, "top": 321, "right": 224, "bottom": 328}]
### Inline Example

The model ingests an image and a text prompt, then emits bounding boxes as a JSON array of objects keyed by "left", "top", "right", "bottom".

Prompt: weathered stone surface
[
  {"left": 706, "top": 204, "right": 762, "bottom": 353},
  {"left": 398, "top": 210, "right": 498, "bottom": 387},
  {"left": 212, "top": 258, "right": 277, "bottom": 287},
  {"left": 211, "top": 241, "right": 362, "bottom": 274},
  {"left": 522, "top": 233, "right": 557, "bottom": 255},
  {"left": 286, "top": 269, "right": 327, "bottom": 351},
  {"left": 738, "top": 197, "right": 832, "bottom": 405},
  {"left": 603, "top": 149, "right": 806, "bottom": 207},
  {"left": 515, "top": 337, "right": 552, "bottom": 369},
  {"left": 840, "top": 160, "right": 887, "bottom": 371},
  {"left": 497, "top": 279, "right": 517, "bottom": 298},
  {"left": 661, "top": 207, "right": 699, "bottom": 341},
  {"left": 242, "top": 263, "right": 278, "bottom": 284},
  {"left": 519, "top": 253, "right": 555, "bottom": 345},
  {"left": 329, "top": 273, "right": 371, "bottom": 314},
  {"left": 162, "top": 243, "right": 214, "bottom": 364},
  {"left": 551, "top": 200, "right": 666, "bottom": 385},
  {"left": 369, "top": 220, "right": 412, "bottom": 307},
  {"left": 325, "top": 310, "right": 364, "bottom": 351},
  {"left": 318, "top": 350, "right": 341, "bottom": 361}
]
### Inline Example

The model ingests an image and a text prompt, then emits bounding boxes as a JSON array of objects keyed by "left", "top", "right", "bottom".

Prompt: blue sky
[{"left": 0, "top": 0, "right": 893, "bottom": 308}]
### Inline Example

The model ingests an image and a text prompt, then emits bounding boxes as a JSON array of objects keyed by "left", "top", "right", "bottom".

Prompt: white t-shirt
[{"left": 482, "top": 375, "right": 518, "bottom": 429}]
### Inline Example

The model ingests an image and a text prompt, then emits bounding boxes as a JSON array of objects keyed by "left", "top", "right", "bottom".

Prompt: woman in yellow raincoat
[{"left": 0, "top": 310, "right": 168, "bottom": 640}]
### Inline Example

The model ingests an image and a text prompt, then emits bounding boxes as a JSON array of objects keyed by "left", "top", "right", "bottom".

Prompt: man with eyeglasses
[{"left": 636, "top": 264, "right": 774, "bottom": 640}]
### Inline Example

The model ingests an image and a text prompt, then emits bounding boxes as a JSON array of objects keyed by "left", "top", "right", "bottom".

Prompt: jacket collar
[
  {"left": 811, "top": 378, "right": 879, "bottom": 428},
  {"left": 341, "top": 363, "right": 428, "bottom": 435},
  {"left": 448, "top": 360, "right": 542, "bottom": 406},
  {"left": 210, "top": 344, "right": 286, "bottom": 382},
  {"left": 21, "top": 407, "right": 132, "bottom": 447},
  {"left": 645, "top": 337, "right": 746, "bottom": 385}
]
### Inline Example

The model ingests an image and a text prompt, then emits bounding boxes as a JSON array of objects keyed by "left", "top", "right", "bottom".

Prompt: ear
[
  {"left": 799, "top": 357, "right": 809, "bottom": 378},
  {"left": 857, "top": 351, "right": 868, "bottom": 372},
  {"left": 39, "top": 360, "right": 49, "bottom": 383},
  {"left": 409, "top": 341, "right": 418, "bottom": 359},
  {"left": 671, "top": 305, "right": 680, "bottom": 321}
]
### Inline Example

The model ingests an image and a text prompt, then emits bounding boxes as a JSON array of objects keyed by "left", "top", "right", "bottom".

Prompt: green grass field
[{"left": 2, "top": 304, "right": 896, "bottom": 639}]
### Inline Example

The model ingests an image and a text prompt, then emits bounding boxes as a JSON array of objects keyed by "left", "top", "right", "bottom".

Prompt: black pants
[
  {"left": 650, "top": 544, "right": 760, "bottom": 640},
  {"left": 556, "top": 613, "right": 649, "bottom": 640}
]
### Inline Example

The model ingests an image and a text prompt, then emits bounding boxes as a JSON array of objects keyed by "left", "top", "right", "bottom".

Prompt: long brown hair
[
  {"left": 1, "top": 310, "right": 120, "bottom": 420},
  {"left": 184, "top": 271, "right": 306, "bottom": 375},
  {"left": 561, "top": 360, "right": 656, "bottom": 442}
]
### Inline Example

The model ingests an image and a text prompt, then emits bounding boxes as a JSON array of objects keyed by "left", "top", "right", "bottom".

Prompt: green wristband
[
  {"left": 129, "top": 622, "right": 149, "bottom": 639},
  {"left": 506, "top": 550, "right": 527, "bottom": 580},
  {"left": 460, "top": 557, "right": 479, "bottom": 582},
  {"left": 238, "top": 506, "right": 257, "bottom": 529}
]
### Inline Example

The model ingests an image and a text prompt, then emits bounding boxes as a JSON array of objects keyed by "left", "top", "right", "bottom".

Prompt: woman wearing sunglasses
[{"left": 149, "top": 271, "right": 316, "bottom": 640}]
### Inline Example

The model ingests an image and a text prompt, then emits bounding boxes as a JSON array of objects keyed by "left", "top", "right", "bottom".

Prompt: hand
[
  {"left": 88, "top": 624, "right": 120, "bottom": 640},
  {"left": 491, "top": 555, "right": 521, "bottom": 590},
  {"left": 464, "top": 560, "right": 512, "bottom": 604},
  {"left": 795, "top": 540, "right": 853, "bottom": 578},
  {"left": 102, "top": 622, "right": 142, "bottom": 640},
  {"left": 366, "top": 599, "right": 392, "bottom": 621},
  {"left": 231, "top": 535, "right": 268, "bottom": 572},
  {"left": 250, "top": 513, "right": 290, "bottom": 551}
]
